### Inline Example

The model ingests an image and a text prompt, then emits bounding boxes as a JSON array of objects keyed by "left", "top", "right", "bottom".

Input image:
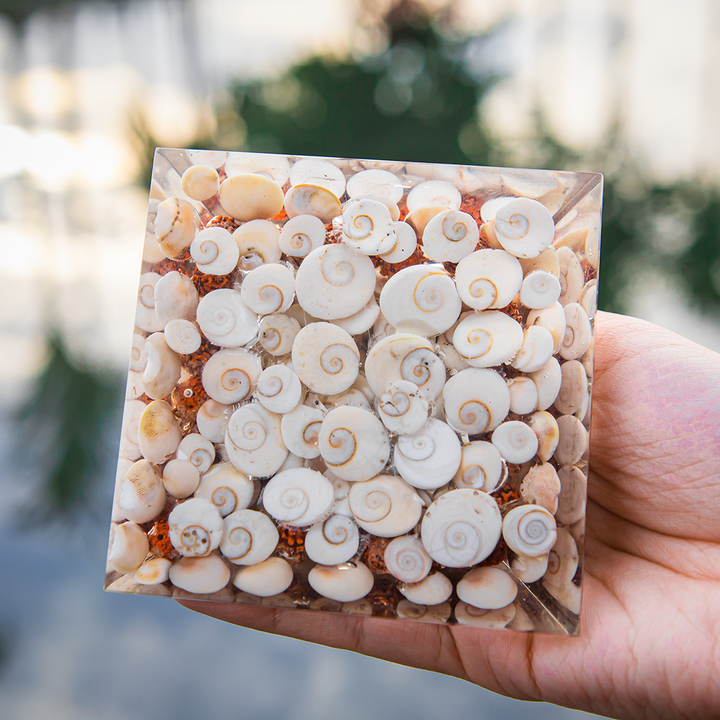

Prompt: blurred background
[{"left": 1, "top": 0, "right": 719, "bottom": 717}]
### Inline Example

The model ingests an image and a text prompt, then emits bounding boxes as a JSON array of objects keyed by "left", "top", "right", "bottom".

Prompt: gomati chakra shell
[
  {"left": 420, "top": 489, "right": 502, "bottom": 567},
  {"left": 493, "top": 197, "right": 555, "bottom": 259},
  {"left": 384, "top": 535, "right": 432, "bottom": 584},
  {"left": 492, "top": 420, "right": 539, "bottom": 464},
  {"left": 190, "top": 227, "right": 239, "bottom": 276},
  {"left": 240, "top": 263, "right": 295, "bottom": 316},
  {"left": 154, "top": 197, "right": 202, "bottom": 259},
  {"left": 233, "top": 220, "right": 282, "bottom": 270},
  {"left": 502, "top": 504, "right": 557, "bottom": 558},
  {"left": 452, "top": 441, "right": 505, "bottom": 493},
  {"left": 305, "top": 514, "right": 360, "bottom": 565},
  {"left": 280, "top": 404, "right": 324, "bottom": 459},
  {"left": 194, "top": 462, "right": 254, "bottom": 517},
  {"left": 379, "top": 265, "right": 461, "bottom": 337},
  {"left": 331, "top": 295, "right": 380, "bottom": 336},
  {"left": 201, "top": 348, "right": 261, "bottom": 404},
  {"left": 318, "top": 405, "right": 390, "bottom": 482},
  {"left": 196, "top": 289, "right": 258, "bottom": 347},
  {"left": 164, "top": 319, "right": 201, "bottom": 355},
  {"left": 278, "top": 214, "right": 326, "bottom": 258},
  {"left": 346, "top": 168, "right": 404, "bottom": 202},
  {"left": 294, "top": 243, "right": 376, "bottom": 320},
  {"left": 520, "top": 270, "right": 561, "bottom": 309},
  {"left": 292, "top": 322, "right": 359, "bottom": 395},
  {"left": 220, "top": 509, "right": 279, "bottom": 565},
  {"left": 406, "top": 180, "right": 461, "bottom": 213},
  {"left": 262, "top": 468, "right": 335, "bottom": 527},
  {"left": 348, "top": 474, "right": 423, "bottom": 538},
  {"left": 258, "top": 313, "right": 300, "bottom": 356},
  {"left": 457, "top": 566, "right": 518, "bottom": 610},
  {"left": 452, "top": 311, "right": 524, "bottom": 368},
  {"left": 154, "top": 271, "right": 199, "bottom": 325},
  {"left": 255, "top": 364, "right": 302, "bottom": 414},
  {"left": 396, "top": 600, "right": 452, "bottom": 624},
  {"left": 398, "top": 571, "right": 453, "bottom": 606},
  {"left": 442, "top": 368, "right": 510, "bottom": 435},
  {"left": 421, "top": 209, "right": 479, "bottom": 263},
  {"left": 378, "top": 221, "right": 417, "bottom": 264},
  {"left": 168, "top": 498, "right": 224, "bottom": 558},
  {"left": 135, "top": 273, "right": 162, "bottom": 332},
  {"left": 225, "top": 402, "right": 288, "bottom": 478},
  {"left": 454, "top": 249, "right": 523, "bottom": 311},
  {"left": 308, "top": 561, "right": 374, "bottom": 603},
  {"left": 510, "top": 325, "right": 555, "bottom": 373},
  {"left": 218, "top": 173, "right": 284, "bottom": 222},
  {"left": 377, "top": 379, "right": 429, "bottom": 435},
  {"left": 341, "top": 199, "right": 396, "bottom": 255},
  {"left": 176, "top": 433, "right": 215, "bottom": 474},
  {"left": 284, "top": 184, "right": 342, "bottom": 225},
  {"left": 393, "top": 418, "right": 462, "bottom": 490}
]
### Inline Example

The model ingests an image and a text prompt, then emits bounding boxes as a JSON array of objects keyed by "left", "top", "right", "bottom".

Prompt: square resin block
[{"left": 106, "top": 149, "right": 602, "bottom": 635}]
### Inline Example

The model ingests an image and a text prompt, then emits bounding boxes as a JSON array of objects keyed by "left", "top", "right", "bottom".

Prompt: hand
[{"left": 180, "top": 311, "right": 720, "bottom": 720}]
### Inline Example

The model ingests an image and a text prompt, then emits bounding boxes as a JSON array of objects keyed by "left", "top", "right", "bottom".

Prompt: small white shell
[
  {"left": 196, "top": 399, "right": 232, "bottom": 443},
  {"left": 455, "top": 601, "right": 516, "bottom": 629},
  {"left": 292, "top": 322, "right": 359, "bottom": 395},
  {"left": 295, "top": 244, "right": 376, "bottom": 320},
  {"left": 330, "top": 295, "right": 380, "bottom": 336},
  {"left": 108, "top": 522, "right": 149, "bottom": 574},
  {"left": 342, "top": 199, "right": 395, "bottom": 255},
  {"left": 284, "top": 184, "right": 342, "bottom": 224},
  {"left": 319, "top": 405, "right": 390, "bottom": 482},
  {"left": 181, "top": 164, "right": 219, "bottom": 201},
  {"left": 346, "top": 168, "right": 404, "bottom": 202},
  {"left": 556, "top": 466, "right": 587, "bottom": 525},
  {"left": 557, "top": 246, "right": 585, "bottom": 306},
  {"left": 452, "top": 441, "right": 504, "bottom": 492},
  {"left": 491, "top": 421, "right": 539, "bottom": 464},
  {"left": 308, "top": 561, "right": 374, "bottom": 602},
  {"left": 138, "top": 400, "right": 181, "bottom": 464},
  {"left": 169, "top": 555, "right": 231, "bottom": 595},
  {"left": 454, "top": 249, "right": 523, "bottom": 310},
  {"left": 527, "top": 410, "right": 560, "bottom": 462},
  {"left": 384, "top": 535, "right": 432, "bottom": 583},
  {"left": 202, "top": 348, "right": 261, "bottom": 404},
  {"left": 255, "top": 365, "right": 302, "bottom": 414},
  {"left": 280, "top": 404, "right": 324, "bottom": 459},
  {"left": 154, "top": 197, "right": 201, "bottom": 259},
  {"left": 457, "top": 566, "right": 518, "bottom": 609},
  {"left": 422, "top": 209, "right": 479, "bottom": 263},
  {"left": 544, "top": 528, "right": 579, "bottom": 589},
  {"left": 196, "top": 289, "right": 258, "bottom": 347},
  {"left": 377, "top": 379, "right": 429, "bottom": 435},
  {"left": 560, "top": 303, "right": 591, "bottom": 360},
  {"left": 162, "top": 459, "right": 200, "bottom": 499},
  {"left": 262, "top": 468, "right": 335, "bottom": 527},
  {"left": 290, "top": 158, "right": 346, "bottom": 197},
  {"left": 555, "top": 415, "right": 589, "bottom": 466},
  {"left": 225, "top": 403, "right": 287, "bottom": 477},
  {"left": 502, "top": 504, "right": 557, "bottom": 557},
  {"left": 519, "top": 462, "right": 561, "bottom": 513},
  {"left": 154, "top": 271, "right": 199, "bottom": 325},
  {"left": 398, "top": 571, "right": 452, "bottom": 605},
  {"left": 348, "top": 474, "right": 423, "bottom": 537},
  {"left": 240, "top": 263, "right": 295, "bottom": 315},
  {"left": 511, "top": 553, "right": 549, "bottom": 584},
  {"left": 233, "top": 219, "right": 282, "bottom": 269},
  {"left": 305, "top": 514, "right": 359, "bottom": 565},
  {"left": 130, "top": 333, "right": 147, "bottom": 372},
  {"left": 520, "top": 270, "right": 561, "bottom": 309},
  {"left": 191, "top": 227, "right": 239, "bottom": 276},
  {"left": 164, "top": 319, "right": 201, "bottom": 355},
  {"left": 177, "top": 433, "right": 215, "bottom": 474},
  {"left": 406, "top": 181, "right": 461, "bottom": 212},
  {"left": 142, "top": 332, "right": 181, "bottom": 400},
  {"left": 218, "top": 173, "right": 284, "bottom": 222},
  {"left": 135, "top": 557, "right": 172, "bottom": 585},
  {"left": 394, "top": 419, "right": 461, "bottom": 490},
  {"left": 529, "top": 357, "right": 562, "bottom": 410},
  {"left": 168, "top": 498, "right": 224, "bottom": 557},
  {"left": 510, "top": 325, "right": 555, "bottom": 373},
  {"left": 405, "top": 205, "right": 446, "bottom": 236},
  {"left": 442, "top": 368, "right": 510, "bottom": 435},
  {"left": 220, "top": 509, "right": 279, "bottom": 565},
  {"left": 453, "top": 311, "right": 523, "bottom": 368},
  {"left": 233, "top": 557, "right": 293, "bottom": 597},
  {"left": 493, "top": 197, "right": 555, "bottom": 259},
  {"left": 378, "top": 221, "right": 417, "bottom": 263},
  {"left": 396, "top": 600, "right": 452, "bottom": 624},
  {"left": 420, "top": 489, "right": 502, "bottom": 567},
  {"left": 278, "top": 214, "right": 326, "bottom": 257},
  {"left": 507, "top": 377, "right": 539, "bottom": 415},
  {"left": 379, "top": 265, "right": 461, "bottom": 337},
  {"left": 258, "top": 313, "right": 301, "bottom": 356},
  {"left": 479, "top": 196, "right": 514, "bottom": 222},
  {"left": 195, "top": 462, "right": 254, "bottom": 517}
]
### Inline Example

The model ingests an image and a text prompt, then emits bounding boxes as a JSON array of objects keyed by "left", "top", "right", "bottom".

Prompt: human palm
[{"left": 182, "top": 311, "right": 720, "bottom": 720}]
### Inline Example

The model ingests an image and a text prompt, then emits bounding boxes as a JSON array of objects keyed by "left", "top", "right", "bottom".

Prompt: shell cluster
[{"left": 108, "top": 150, "right": 601, "bottom": 635}]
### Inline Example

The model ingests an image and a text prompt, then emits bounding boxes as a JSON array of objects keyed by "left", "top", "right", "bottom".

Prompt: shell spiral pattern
[
  {"left": 220, "top": 509, "right": 279, "bottom": 565},
  {"left": 190, "top": 227, "right": 239, "bottom": 276},
  {"left": 256, "top": 365, "right": 302, "bottom": 414},
  {"left": 262, "top": 468, "right": 334, "bottom": 527},
  {"left": 168, "top": 498, "right": 223, "bottom": 558},
  {"left": 202, "top": 349, "right": 261, "bottom": 405},
  {"left": 196, "top": 289, "right": 258, "bottom": 347},
  {"left": 384, "top": 536, "right": 432, "bottom": 583},
  {"left": 422, "top": 209, "right": 479, "bottom": 263},
  {"left": 305, "top": 514, "right": 359, "bottom": 565},
  {"left": 225, "top": 402, "right": 287, "bottom": 477},
  {"left": 502, "top": 504, "right": 557, "bottom": 557},
  {"left": 443, "top": 368, "right": 510, "bottom": 435},
  {"left": 348, "top": 475, "right": 422, "bottom": 538},
  {"left": 278, "top": 214, "right": 326, "bottom": 257},
  {"left": 240, "top": 263, "right": 295, "bottom": 315}
]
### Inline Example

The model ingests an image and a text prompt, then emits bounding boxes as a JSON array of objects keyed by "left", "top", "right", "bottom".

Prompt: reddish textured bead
[
  {"left": 362, "top": 535, "right": 392, "bottom": 573},
  {"left": 276, "top": 526, "right": 308, "bottom": 565}
]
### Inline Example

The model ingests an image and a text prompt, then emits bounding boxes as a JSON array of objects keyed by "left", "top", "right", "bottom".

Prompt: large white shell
[
  {"left": 511, "top": 553, "right": 549, "bottom": 584},
  {"left": 377, "top": 379, "right": 429, "bottom": 435},
  {"left": 453, "top": 311, "right": 523, "bottom": 368},
  {"left": 557, "top": 246, "right": 585, "bottom": 306},
  {"left": 457, "top": 566, "right": 518, "bottom": 609},
  {"left": 164, "top": 319, "right": 201, "bottom": 355},
  {"left": 190, "top": 227, "right": 239, "bottom": 276},
  {"left": 290, "top": 158, "right": 346, "bottom": 197},
  {"left": 137, "top": 400, "right": 181, "bottom": 464},
  {"left": 348, "top": 474, "right": 423, "bottom": 537},
  {"left": 218, "top": 173, "right": 284, "bottom": 222},
  {"left": 196, "top": 289, "right": 258, "bottom": 347},
  {"left": 422, "top": 209, "right": 479, "bottom": 263},
  {"left": 295, "top": 244, "right": 376, "bottom": 320},
  {"left": 195, "top": 462, "right": 254, "bottom": 517},
  {"left": 240, "top": 263, "right": 295, "bottom": 315},
  {"left": 528, "top": 410, "right": 560, "bottom": 462},
  {"left": 258, "top": 313, "right": 301, "bottom": 356},
  {"left": 108, "top": 522, "right": 149, "bottom": 574},
  {"left": 262, "top": 468, "right": 335, "bottom": 527},
  {"left": 280, "top": 404, "right": 324, "bottom": 459},
  {"left": 455, "top": 602, "right": 516, "bottom": 629},
  {"left": 220, "top": 509, "right": 279, "bottom": 565},
  {"left": 255, "top": 364, "right": 302, "bottom": 414},
  {"left": 510, "top": 325, "right": 555, "bottom": 373},
  {"left": 342, "top": 199, "right": 395, "bottom": 255},
  {"left": 168, "top": 498, "right": 224, "bottom": 557},
  {"left": 142, "top": 333, "right": 182, "bottom": 400},
  {"left": 169, "top": 555, "right": 231, "bottom": 595},
  {"left": 492, "top": 421, "right": 539, "bottom": 464},
  {"left": 493, "top": 197, "right": 555, "bottom": 259},
  {"left": 554, "top": 360, "right": 589, "bottom": 417},
  {"left": 305, "top": 514, "right": 359, "bottom": 565},
  {"left": 384, "top": 535, "right": 432, "bottom": 583},
  {"left": 196, "top": 399, "right": 232, "bottom": 443},
  {"left": 174, "top": 434, "right": 213, "bottom": 475},
  {"left": 233, "top": 557, "right": 294, "bottom": 597},
  {"left": 225, "top": 403, "right": 288, "bottom": 477},
  {"left": 454, "top": 249, "right": 523, "bottom": 310},
  {"left": 420, "top": 489, "right": 502, "bottom": 567},
  {"left": 379, "top": 265, "right": 461, "bottom": 337},
  {"left": 502, "top": 504, "right": 557, "bottom": 557},
  {"left": 154, "top": 271, "right": 199, "bottom": 325},
  {"left": 442, "top": 368, "right": 510, "bottom": 435},
  {"left": 233, "top": 219, "right": 282, "bottom": 269},
  {"left": 319, "top": 406, "right": 390, "bottom": 482},
  {"left": 135, "top": 273, "right": 163, "bottom": 332},
  {"left": 292, "top": 322, "right": 359, "bottom": 395},
  {"left": 398, "top": 571, "right": 452, "bottom": 605},
  {"left": 346, "top": 168, "right": 404, "bottom": 202},
  {"left": 308, "top": 561, "right": 374, "bottom": 602},
  {"left": 278, "top": 214, "right": 326, "bottom": 257},
  {"left": 406, "top": 180, "right": 461, "bottom": 212},
  {"left": 556, "top": 466, "right": 587, "bottom": 525},
  {"left": 202, "top": 348, "right": 261, "bottom": 404},
  {"left": 452, "top": 441, "right": 504, "bottom": 492},
  {"left": 394, "top": 419, "right": 461, "bottom": 490}
]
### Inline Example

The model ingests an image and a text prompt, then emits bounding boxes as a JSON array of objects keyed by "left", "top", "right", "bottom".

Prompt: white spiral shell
[
  {"left": 491, "top": 421, "right": 539, "bottom": 464},
  {"left": 258, "top": 313, "right": 300, "bottom": 356},
  {"left": 135, "top": 557, "right": 172, "bottom": 586},
  {"left": 420, "top": 489, "right": 502, "bottom": 567},
  {"left": 220, "top": 509, "right": 279, "bottom": 565},
  {"left": 560, "top": 303, "right": 592, "bottom": 361},
  {"left": 378, "top": 221, "right": 417, "bottom": 264},
  {"left": 454, "top": 249, "right": 523, "bottom": 311},
  {"left": 442, "top": 368, "right": 510, "bottom": 435},
  {"left": 294, "top": 244, "right": 376, "bottom": 320},
  {"left": 308, "top": 561, "right": 374, "bottom": 603},
  {"left": 507, "top": 377, "right": 539, "bottom": 415},
  {"left": 406, "top": 180, "right": 461, "bottom": 212},
  {"left": 422, "top": 209, "right": 479, "bottom": 263},
  {"left": 196, "top": 289, "right": 258, "bottom": 347},
  {"left": 529, "top": 357, "right": 563, "bottom": 411},
  {"left": 557, "top": 246, "right": 585, "bottom": 306},
  {"left": 377, "top": 379, "right": 429, "bottom": 435},
  {"left": 452, "top": 441, "right": 504, "bottom": 492},
  {"left": 232, "top": 219, "right": 282, "bottom": 269},
  {"left": 493, "top": 197, "right": 555, "bottom": 259},
  {"left": 384, "top": 535, "right": 432, "bottom": 583},
  {"left": 555, "top": 414, "right": 589, "bottom": 466},
  {"left": 108, "top": 521, "right": 149, "bottom": 575},
  {"left": 346, "top": 168, "right": 404, "bottom": 202},
  {"left": 278, "top": 214, "right": 326, "bottom": 257},
  {"left": 348, "top": 474, "right": 423, "bottom": 537},
  {"left": 194, "top": 462, "right": 255, "bottom": 517},
  {"left": 544, "top": 527, "right": 579, "bottom": 589},
  {"left": 168, "top": 498, "right": 224, "bottom": 558},
  {"left": 556, "top": 466, "right": 587, "bottom": 526},
  {"left": 510, "top": 325, "right": 555, "bottom": 373},
  {"left": 318, "top": 405, "right": 390, "bottom": 482},
  {"left": 457, "top": 566, "right": 518, "bottom": 610},
  {"left": 527, "top": 302, "right": 566, "bottom": 354},
  {"left": 280, "top": 404, "right": 324, "bottom": 459},
  {"left": 511, "top": 553, "right": 549, "bottom": 584},
  {"left": 154, "top": 271, "right": 199, "bottom": 325},
  {"left": 164, "top": 319, "right": 201, "bottom": 355},
  {"left": 284, "top": 184, "right": 342, "bottom": 224},
  {"left": 502, "top": 504, "right": 557, "bottom": 557},
  {"left": 262, "top": 468, "right": 335, "bottom": 527},
  {"left": 305, "top": 514, "right": 360, "bottom": 565},
  {"left": 201, "top": 348, "right": 261, "bottom": 404},
  {"left": 255, "top": 364, "right": 302, "bottom": 414},
  {"left": 225, "top": 402, "right": 288, "bottom": 477},
  {"left": 240, "top": 263, "right": 295, "bottom": 315},
  {"left": 176, "top": 433, "right": 216, "bottom": 474},
  {"left": 452, "top": 311, "right": 524, "bottom": 368},
  {"left": 169, "top": 555, "right": 231, "bottom": 595},
  {"left": 190, "top": 227, "right": 239, "bottom": 276},
  {"left": 379, "top": 265, "right": 461, "bottom": 337},
  {"left": 342, "top": 199, "right": 396, "bottom": 255},
  {"left": 398, "top": 571, "right": 453, "bottom": 606},
  {"left": 393, "top": 419, "right": 461, "bottom": 490},
  {"left": 292, "top": 322, "right": 360, "bottom": 395},
  {"left": 520, "top": 270, "right": 561, "bottom": 309},
  {"left": 119, "top": 399, "right": 144, "bottom": 461},
  {"left": 528, "top": 410, "right": 560, "bottom": 462}
]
